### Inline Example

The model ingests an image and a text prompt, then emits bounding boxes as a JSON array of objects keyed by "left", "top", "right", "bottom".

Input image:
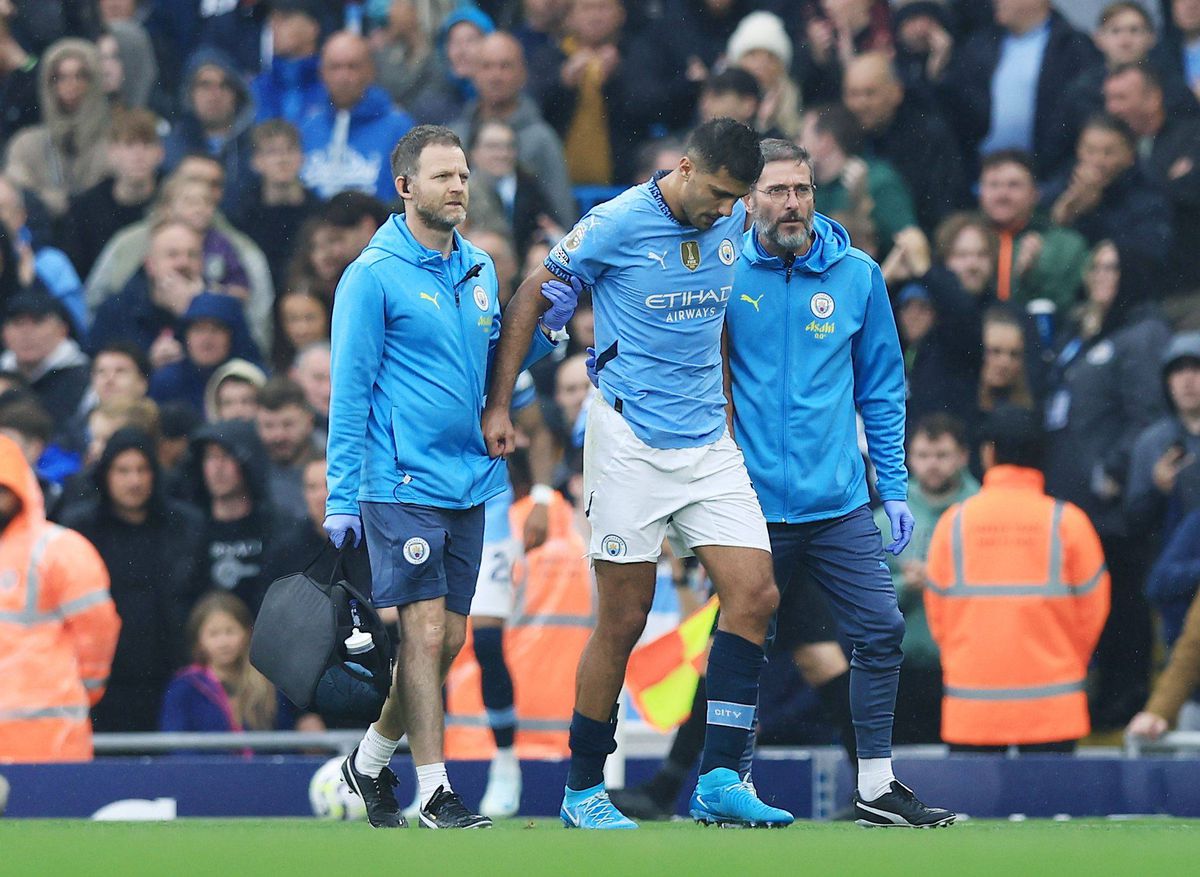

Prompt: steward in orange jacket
[
  {"left": 925, "top": 407, "right": 1109, "bottom": 748},
  {"left": 0, "top": 435, "right": 119, "bottom": 762}
]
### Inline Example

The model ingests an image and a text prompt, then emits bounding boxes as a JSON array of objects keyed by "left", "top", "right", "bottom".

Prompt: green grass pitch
[{"left": 1, "top": 818, "right": 1197, "bottom": 877}]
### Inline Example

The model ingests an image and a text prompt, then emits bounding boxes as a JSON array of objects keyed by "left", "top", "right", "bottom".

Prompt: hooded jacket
[
  {"left": 202, "top": 358, "right": 268, "bottom": 424},
  {"left": 162, "top": 49, "right": 257, "bottom": 215},
  {"left": 300, "top": 85, "right": 414, "bottom": 202},
  {"left": 188, "top": 419, "right": 278, "bottom": 613},
  {"left": 326, "top": 214, "right": 556, "bottom": 516},
  {"left": 4, "top": 39, "right": 111, "bottom": 217},
  {"left": 0, "top": 433, "right": 119, "bottom": 761},
  {"left": 149, "top": 292, "right": 262, "bottom": 415},
  {"left": 408, "top": 5, "right": 494, "bottom": 126},
  {"left": 251, "top": 53, "right": 326, "bottom": 128},
  {"left": 57, "top": 428, "right": 204, "bottom": 732},
  {"left": 0, "top": 337, "right": 90, "bottom": 427},
  {"left": 727, "top": 213, "right": 907, "bottom": 522}
]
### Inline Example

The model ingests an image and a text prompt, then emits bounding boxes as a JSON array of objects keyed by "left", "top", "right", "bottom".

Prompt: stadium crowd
[{"left": 1, "top": 0, "right": 1199, "bottom": 761}]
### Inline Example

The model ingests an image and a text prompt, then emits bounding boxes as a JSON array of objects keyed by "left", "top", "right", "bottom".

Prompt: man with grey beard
[{"left": 723, "top": 138, "right": 954, "bottom": 828}]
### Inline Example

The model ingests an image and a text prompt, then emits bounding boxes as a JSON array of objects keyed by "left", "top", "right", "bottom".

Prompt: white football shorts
[
  {"left": 583, "top": 394, "right": 771, "bottom": 563},
  {"left": 469, "top": 538, "right": 516, "bottom": 619}
]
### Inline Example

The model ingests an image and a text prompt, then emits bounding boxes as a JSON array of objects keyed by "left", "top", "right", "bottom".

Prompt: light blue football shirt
[{"left": 545, "top": 173, "right": 746, "bottom": 450}]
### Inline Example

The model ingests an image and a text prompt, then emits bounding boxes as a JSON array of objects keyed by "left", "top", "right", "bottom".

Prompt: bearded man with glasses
[{"left": 724, "top": 138, "right": 955, "bottom": 829}]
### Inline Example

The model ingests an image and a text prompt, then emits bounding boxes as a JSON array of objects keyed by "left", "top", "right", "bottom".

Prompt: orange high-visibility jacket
[
  {"left": 0, "top": 435, "right": 119, "bottom": 762},
  {"left": 446, "top": 492, "right": 594, "bottom": 759},
  {"left": 925, "top": 465, "right": 1110, "bottom": 746}
]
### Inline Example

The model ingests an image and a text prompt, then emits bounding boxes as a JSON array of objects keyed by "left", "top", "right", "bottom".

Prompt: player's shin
[{"left": 699, "top": 630, "right": 765, "bottom": 774}]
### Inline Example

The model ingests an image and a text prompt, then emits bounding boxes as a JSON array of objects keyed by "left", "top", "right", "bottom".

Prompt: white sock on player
[
  {"left": 354, "top": 725, "right": 400, "bottom": 779},
  {"left": 858, "top": 757, "right": 896, "bottom": 802},
  {"left": 417, "top": 762, "right": 452, "bottom": 808}
]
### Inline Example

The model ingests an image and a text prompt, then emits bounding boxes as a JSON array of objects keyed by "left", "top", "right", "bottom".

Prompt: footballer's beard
[
  {"left": 760, "top": 210, "right": 813, "bottom": 253},
  {"left": 414, "top": 199, "right": 466, "bottom": 233}
]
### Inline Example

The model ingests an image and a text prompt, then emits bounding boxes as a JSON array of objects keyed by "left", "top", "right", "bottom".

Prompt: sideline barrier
[{"left": 5, "top": 739, "right": 1200, "bottom": 819}]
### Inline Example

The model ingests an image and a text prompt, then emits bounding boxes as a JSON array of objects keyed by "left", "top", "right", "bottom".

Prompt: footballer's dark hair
[
  {"left": 758, "top": 138, "right": 815, "bottom": 182},
  {"left": 702, "top": 68, "right": 761, "bottom": 103},
  {"left": 684, "top": 118, "right": 763, "bottom": 185},
  {"left": 390, "top": 124, "right": 464, "bottom": 180}
]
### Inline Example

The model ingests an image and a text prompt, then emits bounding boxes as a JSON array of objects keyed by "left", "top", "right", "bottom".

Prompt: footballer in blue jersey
[{"left": 483, "top": 119, "right": 793, "bottom": 830}]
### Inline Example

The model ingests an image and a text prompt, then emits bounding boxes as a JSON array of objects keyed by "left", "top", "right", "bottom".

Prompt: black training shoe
[
  {"left": 853, "top": 780, "right": 956, "bottom": 828},
  {"left": 419, "top": 786, "right": 493, "bottom": 829},
  {"left": 341, "top": 747, "right": 406, "bottom": 828},
  {"left": 608, "top": 785, "right": 674, "bottom": 821}
]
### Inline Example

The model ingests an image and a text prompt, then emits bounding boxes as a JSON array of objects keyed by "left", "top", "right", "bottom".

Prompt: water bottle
[
  {"left": 344, "top": 1, "right": 364, "bottom": 34},
  {"left": 1027, "top": 298, "right": 1057, "bottom": 351},
  {"left": 345, "top": 628, "right": 374, "bottom": 657}
]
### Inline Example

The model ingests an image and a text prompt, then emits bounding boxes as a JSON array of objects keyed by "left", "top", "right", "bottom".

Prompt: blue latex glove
[
  {"left": 882, "top": 500, "right": 915, "bottom": 556},
  {"left": 585, "top": 346, "right": 599, "bottom": 388},
  {"left": 540, "top": 275, "right": 583, "bottom": 331},
  {"left": 323, "top": 514, "right": 362, "bottom": 549}
]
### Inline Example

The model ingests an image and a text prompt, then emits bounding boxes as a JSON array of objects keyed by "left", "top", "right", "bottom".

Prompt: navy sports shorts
[{"left": 360, "top": 501, "right": 485, "bottom": 616}]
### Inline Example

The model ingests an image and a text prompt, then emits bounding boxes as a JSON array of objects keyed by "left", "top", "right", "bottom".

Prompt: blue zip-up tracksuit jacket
[
  {"left": 726, "top": 213, "right": 907, "bottom": 523},
  {"left": 326, "top": 215, "right": 556, "bottom": 516}
]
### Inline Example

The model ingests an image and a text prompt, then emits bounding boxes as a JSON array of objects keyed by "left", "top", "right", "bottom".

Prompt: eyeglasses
[{"left": 754, "top": 184, "right": 816, "bottom": 203}]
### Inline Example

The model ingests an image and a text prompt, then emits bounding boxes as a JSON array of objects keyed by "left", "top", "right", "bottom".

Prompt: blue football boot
[
  {"left": 689, "top": 768, "right": 794, "bottom": 828},
  {"left": 560, "top": 784, "right": 638, "bottom": 829}
]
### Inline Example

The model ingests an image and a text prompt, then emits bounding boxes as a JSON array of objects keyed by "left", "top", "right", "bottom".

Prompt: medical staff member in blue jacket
[
  {"left": 726, "top": 139, "right": 955, "bottom": 829},
  {"left": 323, "top": 125, "right": 571, "bottom": 831}
]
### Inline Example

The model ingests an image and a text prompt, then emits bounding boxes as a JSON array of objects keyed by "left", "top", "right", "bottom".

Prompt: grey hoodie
[{"left": 4, "top": 39, "right": 112, "bottom": 216}]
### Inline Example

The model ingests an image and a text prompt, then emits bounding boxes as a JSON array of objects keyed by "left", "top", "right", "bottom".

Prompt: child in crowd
[{"left": 159, "top": 592, "right": 293, "bottom": 732}]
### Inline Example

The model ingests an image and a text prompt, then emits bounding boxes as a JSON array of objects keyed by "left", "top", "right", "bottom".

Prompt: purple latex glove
[
  {"left": 882, "top": 500, "right": 914, "bottom": 555},
  {"left": 585, "top": 346, "right": 599, "bottom": 387},
  {"left": 540, "top": 275, "right": 583, "bottom": 331},
  {"left": 323, "top": 513, "right": 362, "bottom": 549}
]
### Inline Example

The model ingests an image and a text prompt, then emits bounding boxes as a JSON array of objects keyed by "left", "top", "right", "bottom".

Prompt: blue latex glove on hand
[
  {"left": 540, "top": 275, "right": 583, "bottom": 332},
  {"left": 323, "top": 514, "right": 362, "bottom": 549},
  {"left": 585, "top": 346, "right": 599, "bottom": 388},
  {"left": 882, "top": 500, "right": 915, "bottom": 556}
]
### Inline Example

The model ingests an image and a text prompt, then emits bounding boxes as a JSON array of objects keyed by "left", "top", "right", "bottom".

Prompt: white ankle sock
[
  {"left": 354, "top": 726, "right": 400, "bottom": 778},
  {"left": 417, "top": 762, "right": 451, "bottom": 808},
  {"left": 858, "top": 757, "right": 896, "bottom": 801},
  {"left": 492, "top": 747, "right": 518, "bottom": 769}
]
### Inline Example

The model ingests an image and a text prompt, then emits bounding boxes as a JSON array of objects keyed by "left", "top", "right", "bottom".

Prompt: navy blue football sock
[
  {"left": 567, "top": 709, "right": 618, "bottom": 791},
  {"left": 699, "top": 631, "right": 764, "bottom": 776},
  {"left": 474, "top": 627, "right": 516, "bottom": 749},
  {"left": 851, "top": 666, "right": 898, "bottom": 759}
]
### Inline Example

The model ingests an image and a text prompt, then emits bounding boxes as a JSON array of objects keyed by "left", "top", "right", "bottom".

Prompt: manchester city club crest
[
  {"left": 681, "top": 240, "right": 701, "bottom": 271},
  {"left": 718, "top": 238, "right": 736, "bottom": 265},
  {"left": 473, "top": 284, "right": 490, "bottom": 311},
  {"left": 810, "top": 292, "right": 835, "bottom": 318},
  {"left": 403, "top": 537, "right": 430, "bottom": 565},
  {"left": 601, "top": 534, "right": 627, "bottom": 557}
]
